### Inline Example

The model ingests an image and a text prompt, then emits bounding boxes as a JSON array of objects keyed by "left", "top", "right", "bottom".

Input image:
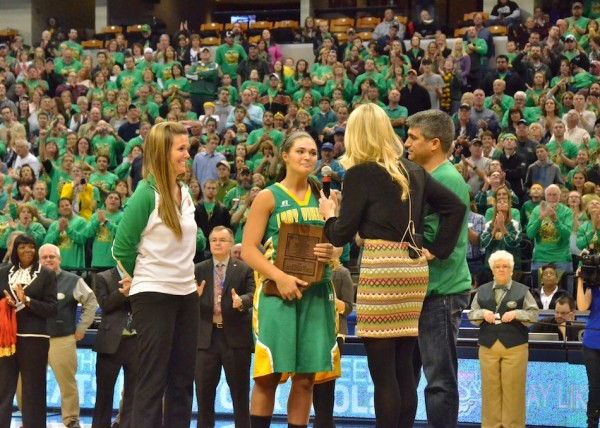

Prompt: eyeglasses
[
  {"left": 493, "top": 265, "right": 511, "bottom": 270},
  {"left": 210, "top": 238, "right": 232, "bottom": 243}
]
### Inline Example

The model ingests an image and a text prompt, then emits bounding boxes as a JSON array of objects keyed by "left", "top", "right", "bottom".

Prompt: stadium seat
[
  {"left": 356, "top": 16, "right": 381, "bottom": 31},
  {"left": 200, "top": 22, "right": 223, "bottom": 37},
  {"left": 248, "top": 35, "right": 262, "bottom": 44},
  {"left": 82, "top": 40, "right": 104, "bottom": 49},
  {"left": 357, "top": 31, "right": 373, "bottom": 41},
  {"left": 396, "top": 16, "right": 408, "bottom": 26},
  {"left": 225, "top": 22, "right": 248, "bottom": 32},
  {"left": 273, "top": 20, "right": 299, "bottom": 43},
  {"left": 334, "top": 32, "right": 348, "bottom": 43},
  {"left": 454, "top": 27, "right": 468, "bottom": 37},
  {"left": 200, "top": 37, "right": 221, "bottom": 46},
  {"left": 331, "top": 17, "right": 355, "bottom": 28},
  {"left": 331, "top": 24, "right": 351, "bottom": 33},
  {"left": 463, "top": 12, "right": 490, "bottom": 22},
  {"left": 126, "top": 25, "right": 144, "bottom": 34},
  {"left": 489, "top": 25, "right": 508, "bottom": 36},
  {"left": 315, "top": 19, "right": 329, "bottom": 28}
]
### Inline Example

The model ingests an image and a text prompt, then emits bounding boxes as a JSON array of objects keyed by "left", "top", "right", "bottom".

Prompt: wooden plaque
[{"left": 263, "top": 222, "right": 328, "bottom": 297}]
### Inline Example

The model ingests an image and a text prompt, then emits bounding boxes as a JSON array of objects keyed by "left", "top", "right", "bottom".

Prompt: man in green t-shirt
[
  {"left": 59, "top": 29, "right": 84, "bottom": 60},
  {"left": 215, "top": 31, "right": 247, "bottom": 85},
  {"left": 54, "top": 48, "right": 82, "bottom": 82},
  {"left": 43, "top": 198, "right": 88, "bottom": 270},
  {"left": 405, "top": 110, "right": 471, "bottom": 428}
]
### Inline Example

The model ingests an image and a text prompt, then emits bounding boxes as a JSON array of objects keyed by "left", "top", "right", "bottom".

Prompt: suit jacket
[
  {"left": 93, "top": 268, "right": 131, "bottom": 354},
  {"left": 195, "top": 258, "right": 255, "bottom": 349},
  {"left": 0, "top": 263, "right": 57, "bottom": 336}
]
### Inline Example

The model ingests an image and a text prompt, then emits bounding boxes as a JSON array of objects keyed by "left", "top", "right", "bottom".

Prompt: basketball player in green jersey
[{"left": 242, "top": 131, "right": 340, "bottom": 428}]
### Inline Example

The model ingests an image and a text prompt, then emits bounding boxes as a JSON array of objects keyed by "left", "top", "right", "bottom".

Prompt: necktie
[{"left": 214, "top": 263, "right": 224, "bottom": 317}]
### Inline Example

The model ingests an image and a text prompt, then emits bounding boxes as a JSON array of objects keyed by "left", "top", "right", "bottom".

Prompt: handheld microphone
[{"left": 321, "top": 165, "right": 332, "bottom": 198}]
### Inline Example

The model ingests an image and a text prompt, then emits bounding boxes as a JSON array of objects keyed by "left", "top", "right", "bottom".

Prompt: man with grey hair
[
  {"left": 76, "top": 104, "right": 101, "bottom": 139},
  {"left": 563, "top": 108, "right": 591, "bottom": 147},
  {"left": 39, "top": 243, "right": 98, "bottom": 428},
  {"left": 501, "top": 90, "right": 539, "bottom": 127},
  {"left": 405, "top": 110, "right": 471, "bottom": 428},
  {"left": 11, "top": 137, "right": 41, "bottom": 178},
  {"left": 373, "top": 9, "right": 404, "bottom": 41},
  {"left": 526, "top": 184, "right": 574, "bottom": 292}
]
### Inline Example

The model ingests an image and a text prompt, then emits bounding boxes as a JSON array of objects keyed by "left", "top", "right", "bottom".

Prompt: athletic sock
[{"left": 250, "top": 414, "right": 272, "bottom": 428}]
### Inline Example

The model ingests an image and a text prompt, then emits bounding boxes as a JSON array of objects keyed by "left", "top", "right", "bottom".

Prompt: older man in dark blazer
[
  {"left": 92, "top": 267, "right": 139, "bottom": 428},
  {"left": 195, "top": 226, "right": 255, "bottom": 428}
]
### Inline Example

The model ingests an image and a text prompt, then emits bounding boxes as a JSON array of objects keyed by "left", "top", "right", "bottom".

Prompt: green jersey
[
  {"left": 223, "top": 186, "right": 250, "bottom": 210},
  {"left": 44, "top": 215, "right": 89, "bottom": 269},
  {"left": 89, "top": 171, "right": 118, "bottom": 197},
  {"left": 8, "top": 222, "right": 46, "bottom": 247},
  {"left": 215, "top": 44, "right": 247, "bottom": 79},
  {"left": 29, "top": 199, "right": 58, "bottom": 222},
  {"left": 83, "top": 211, "right": 123, "bottom": 268},
  {"left": 423, "top": 161, "right": 471, "bottom": 296},
  {"left": 91, "top": 135, "right": 120, "bottom": 170},
  {"left": 0, "top": 214, "right": 11, "bottom": 249},
  {"left": 546, "top": 139, "right": 579, "bottom": 177},
  {"left": 59, "top": 41, "right": 83, "bottom": 59},
  {"left": 526, "top": 203, "right": 573, "bottom": 263},
  {"left": 54, "top": 58, "right": 82, "bottom": 80},
  {"left": 264, "top": 182, "right": 330, "bottom": 283},
  {"left": 117, "top": 69, "right": 143, "bottom": 97}
]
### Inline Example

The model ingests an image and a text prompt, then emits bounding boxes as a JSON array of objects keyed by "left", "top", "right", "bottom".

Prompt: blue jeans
[
  {"left": 415, "top": 292, "right": 471, "bottom": 428},
  {"left": 530, "top": 261, "right": 573, "bottom": 294}
]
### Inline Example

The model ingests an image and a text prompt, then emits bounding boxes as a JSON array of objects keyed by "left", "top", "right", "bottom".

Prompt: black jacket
[
  {"left": 194, "top": 258, "right": 255, "bottom": 349},
  {"left": 324, "top": 159, "right": 467, "bottom": 260},
  {"left": 495, "top": 151, "right": 527, "bottom": 197},
  {"left": 0, "top": 264, "right": 57, "bottom": 336},
  {"left": 400, "top": 84, "right": 432, "bottom": 116},
  {"left": 194, "top": 201, "right": 231, "bottom": 240},
  {"left": 481, "top": 70, "right": 526, "bottom": 97},
  {"left": 93, "top": 268, "right": 133, "bottom": 354}
]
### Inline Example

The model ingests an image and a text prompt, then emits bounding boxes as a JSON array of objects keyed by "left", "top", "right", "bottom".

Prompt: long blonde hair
[
  {"left": 340, "top": 103, "right": 410, "bottom": 200},
  {"left": 142, "top": 121, "right": 188, "bottom": 240}
]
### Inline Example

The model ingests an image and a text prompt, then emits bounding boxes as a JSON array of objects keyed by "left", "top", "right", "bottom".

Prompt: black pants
[
  {"left": 130, "top": 291, "right": 199, "bottom": 428},
  {"left": 0, "top": 336, "right": 49, "bottom": 428},
  {"left": 195, "top": 326, "right": 252, "bottom": 428},
  {"left": 363, "top": 336, "right": 418, "bottom": 428},
  {"left": 313, "top": 337, "right": 345, "bottom": 428},
  {"left": 92, "top": 335, "right": 139, "bottom": 428},
  {"left": 584, "top": 345, "right": 600, "bottom": 427}
]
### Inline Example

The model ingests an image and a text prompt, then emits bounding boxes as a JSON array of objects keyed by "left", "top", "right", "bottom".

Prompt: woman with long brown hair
[
  {"left": 242, "top": 130, "right": 338, "bottom": 428},
  {"left": 113, "top": 121, "right": 206, "bottom": 428}
]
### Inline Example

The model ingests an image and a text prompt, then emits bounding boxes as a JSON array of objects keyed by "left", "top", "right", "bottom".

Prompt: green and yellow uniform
[{"left": 252, "top": 183, "right": 338, "bottom": 379}]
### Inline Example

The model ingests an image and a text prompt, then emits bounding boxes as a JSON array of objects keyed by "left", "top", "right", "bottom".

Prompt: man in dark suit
[
  {"left": 92, "top": 267, "right": 139, "bottom": 428},
  {"left": 195, "top": 226, "right": 255, "bottom": 428}
]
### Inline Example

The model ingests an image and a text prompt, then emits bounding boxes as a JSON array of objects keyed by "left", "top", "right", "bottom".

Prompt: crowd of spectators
[{"left": 0, "top": 3, "right": 599, "bottom": 309}]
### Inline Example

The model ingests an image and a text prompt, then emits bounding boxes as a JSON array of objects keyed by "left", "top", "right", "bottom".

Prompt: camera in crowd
[{"left": 578, "top": 250, "right": 600, "bottom": 288}]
